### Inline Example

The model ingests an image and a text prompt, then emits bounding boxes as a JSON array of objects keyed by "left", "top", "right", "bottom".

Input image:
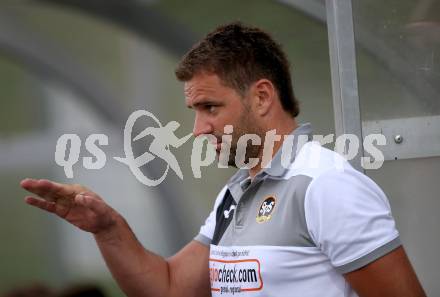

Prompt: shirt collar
[
  {"left": 227, "top": 123, "right": 313, "bottom": 189},
  {"left": 263, "top": 123, "right": 312, "bottom": 177}
]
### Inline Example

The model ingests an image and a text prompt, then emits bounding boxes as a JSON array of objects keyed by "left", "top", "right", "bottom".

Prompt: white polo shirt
[{"left": 195, "top": 124, "right": 400, "bottom": 297}]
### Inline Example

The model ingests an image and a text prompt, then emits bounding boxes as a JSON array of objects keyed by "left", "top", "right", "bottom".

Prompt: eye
[{"left": 207, "top": 105, "right": 217, "bottom": 114}]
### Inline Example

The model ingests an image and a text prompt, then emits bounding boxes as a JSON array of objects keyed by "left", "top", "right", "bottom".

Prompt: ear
[{"left": 249, "top": 79, "right": 276, "bottom": 117}]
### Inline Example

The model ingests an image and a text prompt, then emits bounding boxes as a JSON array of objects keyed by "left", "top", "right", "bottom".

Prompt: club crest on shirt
[{"left": 256, "top": 196, "right": 276, "bottom": 223}]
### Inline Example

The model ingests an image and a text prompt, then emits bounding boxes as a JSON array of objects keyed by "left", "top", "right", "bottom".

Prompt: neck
[{"left": 249, "top": 118, "right": 298, "bottom": 178}]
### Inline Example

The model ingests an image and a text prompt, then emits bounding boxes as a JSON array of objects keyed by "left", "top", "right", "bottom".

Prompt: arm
[
  {"left": 20, "top": 178, "right": 211, "bottom": 297},
  {"left": 304, "top": 167, "right": 426, "bottom": 297},
  {"left": 344, "top": 246, "right": 426, "bottom": 297}
]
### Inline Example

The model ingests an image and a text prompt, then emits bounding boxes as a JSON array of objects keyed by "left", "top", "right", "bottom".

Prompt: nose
[{"left": 192, "top": 113, "right": 213, "bottom": 137}]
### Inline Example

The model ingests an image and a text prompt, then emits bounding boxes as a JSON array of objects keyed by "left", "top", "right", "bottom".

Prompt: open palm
[{"left": 20, "top": 178, "right": 115, "bottom": 234}]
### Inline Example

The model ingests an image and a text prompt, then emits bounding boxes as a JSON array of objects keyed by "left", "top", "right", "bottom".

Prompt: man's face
[{"left": 185, "top": 72, "right": 263, "bottom": 167}]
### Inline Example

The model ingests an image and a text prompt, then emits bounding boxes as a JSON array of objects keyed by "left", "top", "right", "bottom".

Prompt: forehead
[
  {"left": 184, "top": 72, "right": 242, "bottom": 108},
  {"left": 184, "top": 72, "right": 224, "bottom": 96},
  {"left": 184, "top": 73, "right": 238, "bottom": 105}
]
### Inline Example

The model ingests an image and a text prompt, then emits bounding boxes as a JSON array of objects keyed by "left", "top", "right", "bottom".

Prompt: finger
[
  {"left": 21, "top": 178, "right": 78, "bottom": 202},
  {"left": 21, "top": 178, "right": 58, "bottom": 198},
  {"left": 24, "top": 196, "right": 56, "bottom": 213},
  {"left": 20, "top": 178, "right": 42, "bottom": 193},
  {"left": 20, "top": 178, "right": 33, "bottom": 188}
]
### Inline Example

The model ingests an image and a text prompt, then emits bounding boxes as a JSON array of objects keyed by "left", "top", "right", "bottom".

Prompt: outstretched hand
[{"left": 20, "top": 178, "right": 117, "bottom": 235}]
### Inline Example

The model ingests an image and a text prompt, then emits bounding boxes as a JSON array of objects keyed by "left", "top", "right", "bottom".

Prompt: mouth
[
  {"left": 207, "top": 137, "right": 221, "bottom": 151},
  {"left": 215, "top": 142, "right": 222, "bottom": 153}
]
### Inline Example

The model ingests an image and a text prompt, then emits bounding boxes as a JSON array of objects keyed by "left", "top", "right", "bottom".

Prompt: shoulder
[{"left": 284, "top": 141, "right": 352, "bottom": 180}]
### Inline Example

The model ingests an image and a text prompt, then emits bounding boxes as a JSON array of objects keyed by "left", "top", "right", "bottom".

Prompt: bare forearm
[
  {"left": 94, "top": 214, "right": 171, "bottom": 297},
  {"left": 20, "top": 179, "right": 209, "bottom": 297}
]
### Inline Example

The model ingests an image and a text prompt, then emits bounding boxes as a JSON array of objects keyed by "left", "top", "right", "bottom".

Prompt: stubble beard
[{"left": 226, "top": 110, "right": 264, "bottom": 168}]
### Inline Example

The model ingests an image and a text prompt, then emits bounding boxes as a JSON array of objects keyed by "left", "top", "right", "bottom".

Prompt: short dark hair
[{"left": 175, "top": 22, "right": 299, "bottom": 117}]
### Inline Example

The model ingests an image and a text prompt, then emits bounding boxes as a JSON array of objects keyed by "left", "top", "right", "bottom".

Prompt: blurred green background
[{"left": 0, "top": 0, "right": 438, "bottom": 296}]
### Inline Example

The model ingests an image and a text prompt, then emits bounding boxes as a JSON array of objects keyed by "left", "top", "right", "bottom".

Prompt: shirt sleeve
[
  {"left": 304, "top": 166, "right": 401, "bottom": 274},
  {"left": 194, "top": 186, "right": 228, "bottom": 246}
]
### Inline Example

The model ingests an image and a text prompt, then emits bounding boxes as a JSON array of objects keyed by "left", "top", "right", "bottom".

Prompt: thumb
[{"left": 75, "top": 194, "right": 107, "bottom": 214}]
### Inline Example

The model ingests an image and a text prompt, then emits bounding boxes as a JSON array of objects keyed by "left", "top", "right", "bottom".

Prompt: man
[{"left": 21, "top": 22, "right": 425, "bottom": 297}]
